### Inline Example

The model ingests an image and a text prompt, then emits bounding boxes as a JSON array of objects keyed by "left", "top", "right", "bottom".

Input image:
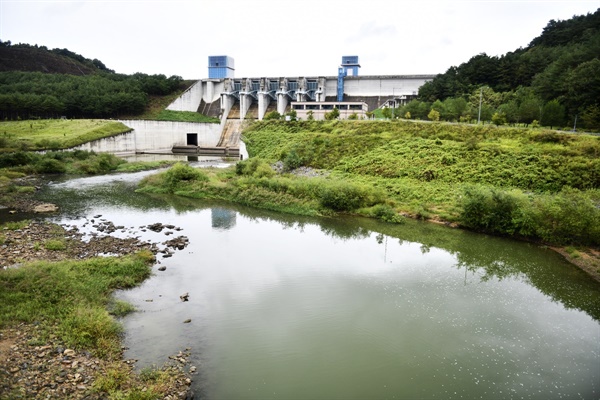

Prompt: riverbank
[
  {"left": 0, "top": 219, "right": 195, "bottom": 398},
  {"left": 135, "top": 119, "right": 600, "bottom": 282}
]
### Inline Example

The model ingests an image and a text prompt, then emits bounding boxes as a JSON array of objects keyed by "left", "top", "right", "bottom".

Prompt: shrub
[
  {"left": 72, "top": 153, "right": 124, "bottom": 175},
  {"left": 0, "top": 151, "right": 36, "bottom": 168},
  {"left": 533, "top": 188, "right": 600, "bottom": 245},
  {"left": 318, "top": 181, "right": 380, "bottom": 211},
  {"left": 460, "top": 185, "right": 524, "bottom": 235},
  {"left": 264, "top": 111, "right": 281, "bottom": 120},
  {"left": 235, "top": 158, "right": 273, "bottom": 176},
  {"left": 282, "top": 150, "right": 302, "bottom": 171},
  {"left": 36, "top": 158, "right": 66, "bottom": 173},
  {"left": 370, "top": 204, "right": 405, "bottom": 223},
  {"left": 460, "top": 185, "right": 600, "bottom": 245},
  {"left": 254, "top": 163, "right": 275, "bottom": 178},
  {"left": 164, "top": 162, "right": 207, "bottom": 192}
]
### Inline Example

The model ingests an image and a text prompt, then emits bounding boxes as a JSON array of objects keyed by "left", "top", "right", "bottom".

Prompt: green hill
[
  {"left": 414, "top": 8, "right": 600, "bottom": 130},
  {"left": 0, "top": 41, "right": 112, "bottom": 75}
]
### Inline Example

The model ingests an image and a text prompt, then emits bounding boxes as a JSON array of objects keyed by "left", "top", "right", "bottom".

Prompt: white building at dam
[{"left": 167, "top": 56, "right": 435, "bottom": 121}]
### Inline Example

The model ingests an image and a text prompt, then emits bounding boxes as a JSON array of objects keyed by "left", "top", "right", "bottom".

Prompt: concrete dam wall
[{"left": 73, "top": 120, "right": 222, "bottom": 154}]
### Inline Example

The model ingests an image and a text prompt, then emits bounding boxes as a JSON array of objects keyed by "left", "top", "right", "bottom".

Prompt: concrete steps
[{"left": 197, "top": 100, "right": 221, "bottom": 118}]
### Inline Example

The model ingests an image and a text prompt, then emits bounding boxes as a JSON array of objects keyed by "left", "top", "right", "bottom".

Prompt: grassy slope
[
  {"left": 0, "top": 119, "right": 132, "bottom": 152},
  {"left": 243, "top": 119, "right": 600, "bottom": 218},
  {"left": 121, "top": 80, "right": 219, "bottom": 123}
]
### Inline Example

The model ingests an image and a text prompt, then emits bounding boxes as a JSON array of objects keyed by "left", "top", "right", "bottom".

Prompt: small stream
[{"left": 20, "top": 165, "right": 600, "bottom": 399}]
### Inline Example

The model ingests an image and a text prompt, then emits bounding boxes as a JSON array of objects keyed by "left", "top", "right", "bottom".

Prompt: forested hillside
[
  {"left": 0, "top": 40, "right": 112, "bottom": 74},
  {"left": 0, "top": 41, "right": 185, "bottom": 119},
  {"left": 408, "top": 9, "right": 600, "bottom": 130}
]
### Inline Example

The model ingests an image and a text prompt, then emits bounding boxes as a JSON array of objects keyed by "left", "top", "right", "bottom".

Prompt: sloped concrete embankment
[{"left": 72, "top": 120, "right": 222, "bottom": 154}]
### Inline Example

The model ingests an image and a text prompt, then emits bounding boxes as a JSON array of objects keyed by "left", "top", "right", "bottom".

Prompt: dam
[
  {"left": 77, "top": 56, "right": 434, "bottom": 158},
  {"left": 167, "top": 56, "right": 435, "bottom": 122}
]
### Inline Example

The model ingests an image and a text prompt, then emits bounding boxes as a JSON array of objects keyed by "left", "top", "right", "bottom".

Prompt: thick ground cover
[{"left": 139, "top": 120, "right": 600, "bottom": 249}]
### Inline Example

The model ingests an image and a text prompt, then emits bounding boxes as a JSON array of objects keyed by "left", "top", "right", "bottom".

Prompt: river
[{"left": 28, "top": 166, "right": 600, "bottom": 399}]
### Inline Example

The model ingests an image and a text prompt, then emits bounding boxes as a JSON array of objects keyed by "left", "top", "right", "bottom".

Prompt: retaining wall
[{"left": 73, "top": 120, "right": 222, "bottom": 153}]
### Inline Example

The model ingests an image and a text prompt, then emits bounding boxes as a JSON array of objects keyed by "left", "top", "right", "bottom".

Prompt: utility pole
[{"left": 477, "top": 87, "right": 483, "bottom": 124}]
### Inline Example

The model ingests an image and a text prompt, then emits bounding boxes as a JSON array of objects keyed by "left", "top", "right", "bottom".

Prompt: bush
[
  {"left": 164, "top": 162, "right": 207, "bottom": 192},
  {"left": 370, "top": 204, "right": 405, "bottom": 223},
  {"left": 282, "top": 150, "right": 302, "bottom": 171},
  {"left": 72, "top": 153, "right": 124, "bottom": 175},
  {"left": 460, "top": 185, "right": 525, "bottom": 235},
  {"left": 36, "top": 158, "right": 66, "bottom": 173},
  {"left": 318, "top": 181, "right": 381, "bottom": 211},
  {"left": 254, "top": 163, "right": 275, "bottom": 178},
  {"left": 0, "top": 151, "right": 36, "bottom": 168},
  {"left": 264, "top": 111, "right": 281, "bottom": 120},
  {"left": 460, "top": 185, "right": 600, "bottom": 245},
  {"left": 533, "top": 188, "right": 600, "bottom": 245},
  {"left": 235, "top": 158, "right": 273, "bottom": 177}
]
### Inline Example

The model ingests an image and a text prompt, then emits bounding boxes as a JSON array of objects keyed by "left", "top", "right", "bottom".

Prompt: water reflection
[
  {"left": 34, "top": 175, "right": 600, "bottom": 322},
  {"left": 27, "top": 173, "right": 600, "bottom": 399},
  {"left": 211, "top": 208, "right": 236, "bottom": 230}
]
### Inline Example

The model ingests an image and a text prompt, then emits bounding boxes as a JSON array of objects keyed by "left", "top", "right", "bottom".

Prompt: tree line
[
  {"left": 0, "top": 71, "right": 183, "bottom": 119},
  {"left": 412, "top": 8, "right": 600, "bottom": 130}
]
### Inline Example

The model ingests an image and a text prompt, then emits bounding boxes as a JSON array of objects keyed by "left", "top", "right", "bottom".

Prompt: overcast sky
[{"left": 1, "top": 0, "right": 598, "bottom": 79}]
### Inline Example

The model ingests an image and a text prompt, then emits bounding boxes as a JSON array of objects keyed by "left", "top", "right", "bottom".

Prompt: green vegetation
[
  {"left": 0, "top": 250, "right": 154, "bottom": 355},
  {"left": 44, "top": 238, "right": 66, "bottom": 251},
  {"left": 155, "top": 109, "right": 219, "bottom": 123},
  {"left": 0, "top": 68, "right": 184, "bottom": 119},
  {"left": 115, "top": 159, "right": 179, "bottom": 173},
  {"left": 0, "top": 119, "right": 131, "bottom": 152},
  {"left": 0, "top": 149, "right": 128, "bottom": 207},
  {"left": 0, "top": 40, "right": 114, "bottom": 74},
  {"left": 0, "top": 246, "right": 186, "bottom": 398},
  {"left": 414, "top": 9, "right": 600, "bottom": 130},
  {"left": 0, "top": 150, "right": 125, "bottom": 174},
  {"left": 139, "top": 120, "right": 600, "bottom": 246}
]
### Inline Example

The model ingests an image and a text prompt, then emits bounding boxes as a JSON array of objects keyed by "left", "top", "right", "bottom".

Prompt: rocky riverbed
[{"left": 0, "top": 217, "right": 196, "bottom": 399}]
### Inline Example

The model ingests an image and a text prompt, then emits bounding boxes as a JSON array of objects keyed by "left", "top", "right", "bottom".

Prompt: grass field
[{"left": 0, "top": 119, "right": 132, "bottom": 152}]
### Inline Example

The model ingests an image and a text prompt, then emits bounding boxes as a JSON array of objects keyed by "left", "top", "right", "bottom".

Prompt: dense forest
[
  {"left": 0, "top": 41, "right": 184, "bottom": 119},
  {"left": 402, "top": 8, "right": 600, "bottom": 130}
]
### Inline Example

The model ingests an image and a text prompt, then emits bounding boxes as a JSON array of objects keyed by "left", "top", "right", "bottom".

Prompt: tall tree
[{"left": 541, "top": 99, "right": 566, "bottom": 129}]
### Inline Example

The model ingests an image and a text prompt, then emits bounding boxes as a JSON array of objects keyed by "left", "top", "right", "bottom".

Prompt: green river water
[{"left": 24, "top": 169, "right": 600, "bottom": 399}]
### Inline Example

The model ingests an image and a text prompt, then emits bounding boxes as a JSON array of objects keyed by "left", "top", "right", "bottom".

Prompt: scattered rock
[
  {"left": 33, "top": 203, "right": 59, "bottom": 213},
  {"left": 183, "top": 319, "right": 192, "bottom": 324},
  {"left": 180, "top": 293, "right": 189, "bottom": 302},
  {"left": 63, "top": 349, "right": 75, "bottom": 357},
  {"left": 165, "top": 236, "right": 189, "bottom": 251},
  {"left": 147, "top": 223, "right": 165, "bottom": 232},
  {"left": 158, "top": 266, "right": 167, "bottom": 271},
  {"left": 0, "top": 323, "right": 193, "bottom": 399}
]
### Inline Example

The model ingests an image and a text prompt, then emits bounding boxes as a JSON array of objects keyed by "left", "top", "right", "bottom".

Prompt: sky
[{"left": 1, "top": 0, "right": 598, "bottom": 79}]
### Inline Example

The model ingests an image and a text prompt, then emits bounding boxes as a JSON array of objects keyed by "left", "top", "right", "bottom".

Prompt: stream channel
[{"left": 16, "top": 157, "right": 600, "bottom": 399}]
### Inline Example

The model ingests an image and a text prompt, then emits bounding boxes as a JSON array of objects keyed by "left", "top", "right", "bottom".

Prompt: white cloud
[{"left": 1, "top": 0, "right": 598, "bottom": 78}]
